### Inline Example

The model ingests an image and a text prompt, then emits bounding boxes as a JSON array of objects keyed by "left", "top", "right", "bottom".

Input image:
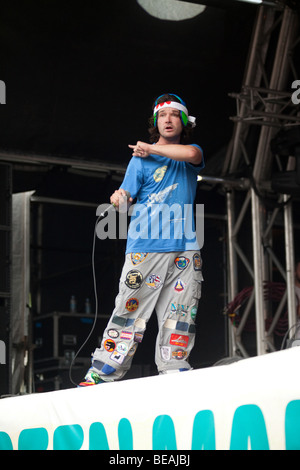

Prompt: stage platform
[{"left": 0, "top": 347, "right": 299, "bottom": 450}]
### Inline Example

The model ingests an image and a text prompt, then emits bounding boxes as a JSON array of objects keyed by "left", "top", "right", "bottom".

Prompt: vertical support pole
[
  {"left": 0, "top": 163, "right": 12, "bottom": 396},
  {"left": 284, "top": 196, "right": 296, "bottom": 337},
  {"left": 53, "top": 313, "right": 59, "bottom": 358},
  {"left": 251, "top": 189, "right": 267, "bottom": 355},
  {"left": 226, "top": 190, "right": 238, "bottom": 355},
  {"left": 36, "top": 203, "right": 43, "bottom": 315}
]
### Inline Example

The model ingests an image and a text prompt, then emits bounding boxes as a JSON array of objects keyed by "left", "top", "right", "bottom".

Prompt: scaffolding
[{"left": 221, "top": 3, "right": 300, "bottom": 357}]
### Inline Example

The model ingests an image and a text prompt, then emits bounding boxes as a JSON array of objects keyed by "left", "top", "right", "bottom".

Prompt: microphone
[{"left": 97, "top": 191, "right": 131, "bottom": 219}]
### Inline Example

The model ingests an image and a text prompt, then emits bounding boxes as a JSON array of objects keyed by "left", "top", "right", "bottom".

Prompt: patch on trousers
[
  {"left": 174, "top": 278, "right": 186, "bottom": 293},
  {"left": 112, "top": 316, "right": 135, "bottom": 327},
  {"left": 153, "top": 165, "right": 168, "bottom": 182},
  {"left": 190, "top": 306, "right": 197, "bottom": 320},
  {"left": 193, "top": 252, "right": 202, "bottom": 271},
  {"left": 112, "top": 315, "right": 127, "bottom": 327},
  {"left": 110, "top": 350, "right": 125, "bottom": 364},
  {"left": 176, "top": 321, "right": 189, "bottom": 332},
  {"left": 125, "top": 298, "right": 139, "bottom": 311},
  {"left": 134, "top": 332, "right": 143, "bottom": 343},
  {"left": 130, "top": 253, "right": 148, "bottom": 265},
  {"left": 125, "top": 269, "right": 143, "bottom": 289},
  {"left": 104, "top": 339, "right": 116, "bottom": 352},
  {"left": 117, "top": 342, "right": 129, "bottom": 355},
  {"left": 145, "top": 274, "right": 162, "bottom": 290},
  {"left": 120, "top": 331, "right": 132, "bottom": 340},
  {"left": 108, "top": 329, "right": 119, "bottom": 339},
  {"left": 164, "top": 318, "right": 177, "bottom": 329},
  {"left": 101, "top": 364, "right": 116, "bottom": 375},
  {"left": 174, "top": 256, "right": 190, "bottom": 270},
  {"left": 161, "top": 346, "right": 171, "bottom": 361},
  {"left": 170, "top": 334, "right": 189, "bottom": 348},
  {"left": 172, "top": 349, "right": 188, "bottom": 360},
  {"left": 134, "top": 317, "right": 146, "bottom": 329}
]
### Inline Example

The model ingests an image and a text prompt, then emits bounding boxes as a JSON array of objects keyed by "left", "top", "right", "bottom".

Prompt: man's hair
[{"left": 148, "top": 93, "right": 194, "bottom": 144}]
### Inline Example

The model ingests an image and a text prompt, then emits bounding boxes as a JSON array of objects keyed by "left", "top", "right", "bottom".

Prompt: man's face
[{"left": 156, "top": 107, "right": 183, "bottom": 141}]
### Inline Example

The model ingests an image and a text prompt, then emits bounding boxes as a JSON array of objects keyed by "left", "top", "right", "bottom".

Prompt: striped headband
[{"left": 153, "top": 101, "right": 196, "bottom": 127}]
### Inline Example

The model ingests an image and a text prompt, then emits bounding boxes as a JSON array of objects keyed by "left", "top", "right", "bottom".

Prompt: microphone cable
[
  {"left": 68, "top": 215, "right": 101, "bottom": 387},
  {"left": 68, "top": 191, "right": 130, "bottom": 386}
]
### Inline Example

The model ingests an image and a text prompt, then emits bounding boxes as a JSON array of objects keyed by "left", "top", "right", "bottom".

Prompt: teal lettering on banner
[
  {"left": 118, "top": 418, "right": 133, "bottom": 450},
  {"left": 53, "top": 424, "right": 84, "bottom": 450},
  {"left": 89, "top": 422, "right": 109, "bottom": 450},
  {"left": 191, "top": 410, "right": 216, "bottom": 450},
  {"left": 230, "top": 405, "right": 269, "bottom": 450},
  {"left": 285, "top": 400, "right": 300, "bottom": 450},
  {"left": 152, "top": 415, "right": 177, "bottom": 450},
  {"left": 0, "top": 432, "right": 13, "bottom": 450},
  {"left": 18, "top": 427, "right": 48, "bottom": 450},
  {"left": 1, "top": 400, "right": 300, "bottom": 450}
]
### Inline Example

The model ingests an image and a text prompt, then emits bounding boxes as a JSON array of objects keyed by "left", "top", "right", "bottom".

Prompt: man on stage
[{"left": 79, "top": 93, "right": 205, "bottom": 385}]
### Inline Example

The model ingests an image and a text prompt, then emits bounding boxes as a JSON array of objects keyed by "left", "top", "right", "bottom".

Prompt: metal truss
[
  {"left": 229, "top": 86, "right": 300, "bottom": 129},
  {"left": 222, "top": 3, "right": 300, "bottom": 357}
]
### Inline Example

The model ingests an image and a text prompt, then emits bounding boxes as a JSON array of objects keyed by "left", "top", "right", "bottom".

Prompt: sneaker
[{"left": 78, "top": 369, "right": 104, "bottom": 387}]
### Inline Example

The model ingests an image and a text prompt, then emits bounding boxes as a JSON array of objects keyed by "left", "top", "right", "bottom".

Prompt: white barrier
[{"left": 0, "top": 348, "right": 300, "bottom": 450}]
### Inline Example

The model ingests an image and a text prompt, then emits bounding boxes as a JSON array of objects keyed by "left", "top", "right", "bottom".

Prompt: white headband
[{"left": 153, "top": 101, "right": 196, "bottom": 127}]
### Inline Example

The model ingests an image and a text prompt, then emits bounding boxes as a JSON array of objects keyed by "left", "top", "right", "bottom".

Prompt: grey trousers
[{"left": 91, "top": 250, "right": 203, "bottom": 381}]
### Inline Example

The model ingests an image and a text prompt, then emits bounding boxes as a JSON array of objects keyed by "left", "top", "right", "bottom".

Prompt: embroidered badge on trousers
[
  {"left": 125, "top": 298, "right": 139, "bottom": 311},
  {"left": 172, "top": 349, "right": 188, "bottom": 360},
  {"left": 161, "top": 346, "right": 171, "bottom": 361},
  {"left": 170, "top": 334, "right": 189, "bottom": 348},
  {"left": 117, "top": 342, "right": 129, "bottom": 355},
  {"left": 110, "top": 350, "right": 125, "bottom": 364},
  {"left": 174, "top": 278, "right": 186, "bottom": 293},
  {"left": 104, "top": 339, "right": 116, "bottom": 352},
  {"left": 174, "top": 256, "right": 190, "bottom": 270},
  {"left": 131, "top": 253, "right": 148, "bottom": 265},
  {"left": 193, "top": 253, "right": 202, "bottom": 271},
  {"left": 145, "top": 274, "right": 162, "bottom": 290},
  {"left": 125, "top": 270, "right": 143, "bottom": 289},
  {"left": 107, "top": 329, "right": 119, "bottom": 339}
]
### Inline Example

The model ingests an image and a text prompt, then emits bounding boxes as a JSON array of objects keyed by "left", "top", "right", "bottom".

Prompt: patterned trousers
[{"left": 90, "top": 250, "right": 203, "bottom": 381}]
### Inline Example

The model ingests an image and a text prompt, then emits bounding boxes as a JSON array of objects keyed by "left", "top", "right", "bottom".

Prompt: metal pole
[
  {"left": 251, "top": 188, "right": 267, "bottom": 354},
  {"left": 226, "top": 190, "right": 238, "bottom": 355},
  {"left": 283, "top": 195, "right": 296, "bottom": 337},
  {"left": 0, "top": 150, "right": 126, "bottom": 175}
]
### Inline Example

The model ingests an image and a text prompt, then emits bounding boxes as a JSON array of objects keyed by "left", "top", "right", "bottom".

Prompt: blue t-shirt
[{"left": 120, "top": 144, "right": 204, "bottom": 253}]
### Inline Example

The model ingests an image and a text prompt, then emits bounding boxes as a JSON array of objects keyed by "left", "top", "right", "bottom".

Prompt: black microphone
[{"left": 97, "top": 191, "right": 131, "bottom": 219}]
